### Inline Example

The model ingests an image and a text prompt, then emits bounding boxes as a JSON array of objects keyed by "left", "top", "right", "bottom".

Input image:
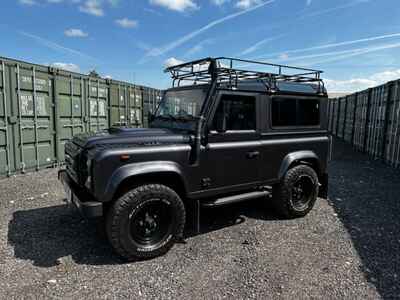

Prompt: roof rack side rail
[{"left": 165, "top": 57, "right": 325, "bottom": 92}]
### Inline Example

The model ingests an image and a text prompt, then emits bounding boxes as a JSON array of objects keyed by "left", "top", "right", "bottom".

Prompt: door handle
[{"left": 246, "top": 151, "right": 260, "bottom": 159}]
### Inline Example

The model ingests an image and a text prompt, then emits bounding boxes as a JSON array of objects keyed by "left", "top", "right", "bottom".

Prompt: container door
[
  {"left": 0, "top": 61, "right": 14, "bottom": 176},
  {"left": 88, "top": 79, "right": 109, "bottom": 132},
  {"left": 110, "top": 83, "right": 127, "bottom": 127},
  {"left": 14, "top": 64, "right": 56, "bottom": 173},
  {"left": 57, "top": 75, "right": 85, "bottom": 161},
  {"left": 129, "top": 86, "right": 142, "bottom": 128}
]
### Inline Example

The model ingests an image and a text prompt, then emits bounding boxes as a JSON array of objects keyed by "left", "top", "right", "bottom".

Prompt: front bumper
[{"left": 58, "top": 170, "right": 103, "bottom": 218}]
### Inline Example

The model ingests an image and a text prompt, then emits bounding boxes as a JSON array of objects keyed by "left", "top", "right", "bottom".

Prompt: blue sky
[{"left": 1, "top": 0, "right": 400, "bottom": 92}]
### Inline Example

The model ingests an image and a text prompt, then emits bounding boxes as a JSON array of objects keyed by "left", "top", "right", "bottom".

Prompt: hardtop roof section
[{"left": 165, "top": 57, "right": 327, "bottom": 96}]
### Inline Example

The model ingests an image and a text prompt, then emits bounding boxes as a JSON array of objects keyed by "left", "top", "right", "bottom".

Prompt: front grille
[{"left": 65, "top": 140, "right": 82, "bottom": 183}]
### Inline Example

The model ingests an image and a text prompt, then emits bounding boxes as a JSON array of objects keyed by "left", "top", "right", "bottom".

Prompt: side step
[{"left": 201, "top": 190, "right": 270, "bottom": 208}]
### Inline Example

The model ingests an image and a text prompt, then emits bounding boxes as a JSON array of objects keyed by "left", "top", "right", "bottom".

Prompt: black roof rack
[{"left": 165, "top": 57, "right": 325, "bottom": 94}]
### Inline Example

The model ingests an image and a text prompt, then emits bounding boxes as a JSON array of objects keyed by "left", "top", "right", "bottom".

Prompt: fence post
[
  {"left": 351, "top": 93, "right": 358, "bottom": 145},
  {"left": 363, "top": 89, "right": 372, "bottom": 153},
  {"left": 51, "top": 70, "right": 60, "bottom": 164},
  {"left": 381, "top": 82, "right": 394, "bottom": 160},
  {"left": 336, "top": 98, "right": 341, "bottom": 137},
  {"left": 342, "top": 96, "right": 348, "bottom": 140},
  {"left": 330, "top": 99, "right": 335, "bottom": 133},
  {"left": 327, "top": 98, "right": 331, "bottom": 133}
]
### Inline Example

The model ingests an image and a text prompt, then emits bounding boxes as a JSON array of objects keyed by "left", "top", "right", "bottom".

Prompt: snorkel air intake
[{"left": 190, "top": 59, "right": 218, "bottom": 166}]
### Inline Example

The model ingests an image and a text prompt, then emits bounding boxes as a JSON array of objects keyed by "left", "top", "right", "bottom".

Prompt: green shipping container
[
  {"left": 142, "top": 87, "right": 162, "bottom": 127},
  {"left": 0, "top": 56, "right": 160, "bottom": 177}
]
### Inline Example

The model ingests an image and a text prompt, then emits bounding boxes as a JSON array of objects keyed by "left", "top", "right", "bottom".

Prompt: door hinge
[{"left": 8, "top": 116, "right": 18, "bottom": 124}]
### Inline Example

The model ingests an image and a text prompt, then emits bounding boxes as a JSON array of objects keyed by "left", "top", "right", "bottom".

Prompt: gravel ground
[{"left": 0, "top": 139, "right": 399, "bottom": 299}]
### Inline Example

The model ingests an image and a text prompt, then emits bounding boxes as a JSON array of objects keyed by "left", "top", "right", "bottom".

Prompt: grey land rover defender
[{"left": 59, "top": 57, "right": 332, "bottom": 260}]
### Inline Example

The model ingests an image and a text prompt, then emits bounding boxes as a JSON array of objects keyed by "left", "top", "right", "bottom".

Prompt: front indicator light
[{"left": 120, "top": 154, "right": 130, "bottom": 162}]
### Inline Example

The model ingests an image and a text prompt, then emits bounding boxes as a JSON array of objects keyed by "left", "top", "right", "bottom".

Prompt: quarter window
[
  {"left": 212, "top": 95, "right": 256, "bottom": 131},
  {"left": 271, "top": 97, "right": 320, "bottom": 127}
]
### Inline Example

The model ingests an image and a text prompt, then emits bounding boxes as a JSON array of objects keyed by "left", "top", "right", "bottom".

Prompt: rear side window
[
  {"left": 271, "top": 97, "right": 320, "bottom": 127},
  {"left": 212, "top": 95, "right": 256, "bottom": 131}
]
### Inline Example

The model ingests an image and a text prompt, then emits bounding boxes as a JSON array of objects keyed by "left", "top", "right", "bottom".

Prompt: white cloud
[
  {"left": 79, "top": 0, "right": 104, "bottom": 16},
  {"left": 164, "top": 57, "right": 213, "bottom": 75},
  {"left": 240, "top": 35, "right": 283, "bottom": 56},
  {"left": 143, "top": 0, "right": 274, "bottom": 61},
  {"left": 302, "top": 0, "right": 371, "bottom": 18},
  {"left": 305, "top": 42, "right": 400, "bottom": 67},
  {"left": 164, "top": 57, "right": 185, "bottom": 67},
  {"left": 107, "top": 0, "right": 119, "bottom": 6},
  {"left": 144, "top": 7, "right": 163, "bottom": 15},
  {"left": 255, "top": 32, "right": 400, "bottom": 61},
  {"left": 135, "top": 40, "right": 153, "bottom": 51},
  {"left": 279, "top": 53, "right": 289, "bottom": 60},
  {"left": 325, "top": 79, "right": 375, "bottom": 93},
  {"left": 184, "top": 39, "right": 213, "bottom": 58},
  {"left": 19, "top": 31, "right": 95, "bottom": 60},
  {"left": 236, "top": 0, "right": 262, "bottom": 9},
  {"left": 115, "top": 18, "right": 138, "bottom": 28},
  {"left": 259, "top": 42, "right": 400, "bottom": 71},
  {"left": 149, "top": 0, "right": 198, "bottom": 12},
  {"left": 50, "top": 63, "right": 81, "bottom": 73},
  {"left": 185, "top": 44, "right": 203, "bottom": 57},
  {"left": 64, "top": 28, "right": 89, "bottom": 37},
  {"left": 274, "top": 48, "right": 359, "bottom": 63},
  {"left": 326, "top": 69, "right": 400, "bottom": 92},
  {"left": 211, "top": 0, "right": 230, "bottom": 5},
  {"left": 370, "top": 69, "right": 400, "bottom": 83},
  {"left": 19, "top": 0, "right": 37, "bottom": 5}
]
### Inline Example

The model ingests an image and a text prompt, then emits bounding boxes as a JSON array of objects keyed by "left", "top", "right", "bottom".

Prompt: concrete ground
[{"left": 0, "top": 139, "right": 399, "bottom": 299}]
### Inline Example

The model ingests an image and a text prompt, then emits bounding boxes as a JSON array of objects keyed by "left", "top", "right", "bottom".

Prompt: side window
[
  {"left": 212, "top": 95, "right": 256, "bottom": 131},
  {"left": 271, "top": 97, "right": 320, "bottom": 127}
]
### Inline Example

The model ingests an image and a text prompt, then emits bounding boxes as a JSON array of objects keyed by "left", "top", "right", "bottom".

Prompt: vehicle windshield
[{"left": 152, "top": 87, "right": 207, "bottom": 130}]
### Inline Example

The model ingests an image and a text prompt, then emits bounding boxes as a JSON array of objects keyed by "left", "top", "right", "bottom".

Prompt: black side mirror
[
  {"left": 215, "top": 114, "right": 226, "bottom": 133},
  {"left": 201, "top": 124, "right": 209, "bottom": 145},
  {"left": 148, "top": 111, "right": 155, "bottom": 123}
]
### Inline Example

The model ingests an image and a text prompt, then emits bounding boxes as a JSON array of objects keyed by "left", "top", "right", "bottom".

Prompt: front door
[{"left": 200, "top": 92, "right": 261, "bottom": 193}]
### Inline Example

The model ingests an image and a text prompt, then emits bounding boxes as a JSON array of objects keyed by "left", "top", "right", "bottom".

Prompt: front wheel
[
  {"left": 106, "top": 184, "right": 186, "bottom": 260},
  {"left": 273, "top": 165, "right": 319, "bottom": 218}
]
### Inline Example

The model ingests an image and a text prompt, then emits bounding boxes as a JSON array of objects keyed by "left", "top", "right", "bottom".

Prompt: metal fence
[
  {"left": 0, "top": 56, "right": 161, "bottom": 177},
  {"left": 329, "top": 79, "right": 400, "bottom": 168}
]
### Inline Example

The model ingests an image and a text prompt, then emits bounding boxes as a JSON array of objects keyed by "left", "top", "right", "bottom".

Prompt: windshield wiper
[
  {"left": 174, "top": 115, "right": 199, "bottom": 122},
  {"left": 155, "top": 114, "right": 198, "bottom": 123},
  {"left": 155, "top": 114, "right": 178, "bottom": 122}
]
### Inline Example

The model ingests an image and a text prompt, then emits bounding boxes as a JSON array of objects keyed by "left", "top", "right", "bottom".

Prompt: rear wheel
[
  {"left": 273, "top": 165, "right": 319, "bottom": 218},
  {"left": 106, "top": 184, "right": 185, "bottom": 260}
]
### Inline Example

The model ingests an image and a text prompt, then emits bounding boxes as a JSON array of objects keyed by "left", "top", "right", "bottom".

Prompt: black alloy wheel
[
  {"left": 272, "top": 164, "right": 319, "bottom": 218},
  {"left": 129, "top": 199, "right": 174, "bottom": 249},
  {"left": 106, "top": 184, "right": 186, "bottom": 260},
  {"left": 290, "top": 175, "right": 315, "bottom": 212}
]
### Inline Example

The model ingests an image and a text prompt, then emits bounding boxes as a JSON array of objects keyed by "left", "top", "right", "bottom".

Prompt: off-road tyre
[
  {"left": 106, "top": 184, "right": 186, "bottom": 260},
  {"left": 94, "top": 217, "right": 107, "bottom": 240},
  {"left": 273, "top": 165, "right": 319, "bottom": 218}
]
